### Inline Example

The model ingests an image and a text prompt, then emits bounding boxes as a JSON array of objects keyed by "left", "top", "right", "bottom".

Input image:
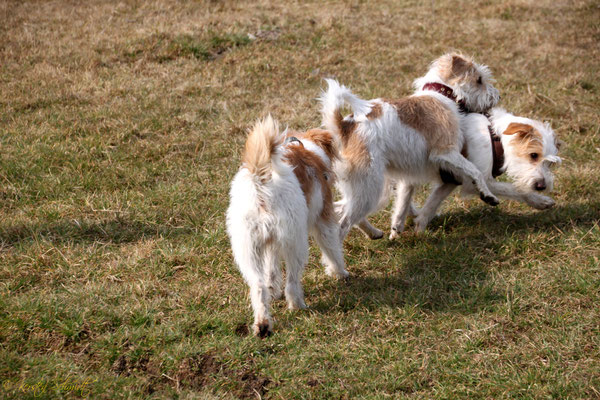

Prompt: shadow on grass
[
  {"left": 0, "top": 216, "right": 194, "bottom": 247},
  {"left": 428, "top": 200, "right": 600, "bottom": 235},
  {"left": 310, "top": 201, "right": 599, "bottom": 314}
]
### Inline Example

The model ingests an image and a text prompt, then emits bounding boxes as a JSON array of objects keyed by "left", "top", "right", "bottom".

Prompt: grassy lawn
[{"left": 1, "top": 0, "right": 599, "bottom": 398}]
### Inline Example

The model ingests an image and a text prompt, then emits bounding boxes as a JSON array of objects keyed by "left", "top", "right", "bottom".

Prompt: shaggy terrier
[
  {"left": 320, "top": 53, "right": 501, "bottom": 241},
  {"left": 226, "top": 116, "right": 348, "bottom": 337},
  {"left": 408, "top": 108, "right": 562, "bottom": 232}
]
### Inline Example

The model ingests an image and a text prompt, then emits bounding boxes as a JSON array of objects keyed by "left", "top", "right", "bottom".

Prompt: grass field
[{"left": 1, "top": 0, "right": 599, "bottom": 398}]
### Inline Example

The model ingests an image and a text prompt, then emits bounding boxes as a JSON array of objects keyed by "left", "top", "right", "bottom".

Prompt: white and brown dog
[
  {"left": 226, "top": 116, "right": 348, "bottom": 337},
  {"left": 406, "top": 108, "right": 562, "bottom": 232},
  {"left": 320, "top": 53, "right": 501, "bottom": 241}
]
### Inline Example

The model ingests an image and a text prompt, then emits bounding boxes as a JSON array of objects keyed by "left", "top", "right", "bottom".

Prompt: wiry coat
[
  {"left": 226, "top": 116, "right": 348, "bottom": 337},
  {"left": 320, "top": 53, "right": 501, "bottom": 241},
  {"left": 408, "top": 108, "right": 562, "bottom": 232},
  {"left": 358, "top": 108, "right": 562, "bottom": 234}
]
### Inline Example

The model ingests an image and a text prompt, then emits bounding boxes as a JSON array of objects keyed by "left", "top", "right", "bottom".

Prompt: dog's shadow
[
  {"left": 0, "top": 216, "right": 194, "bottom": 248},
  {"left": 308, "top": 201, "right": 599, "bottom": 314}
]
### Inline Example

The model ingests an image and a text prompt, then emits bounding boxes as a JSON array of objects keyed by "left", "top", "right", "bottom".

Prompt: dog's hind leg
[
  {"left": 414, "top": 183, "right": 457, "bottom": 232},
  {"left": 239, "top": 255, "right": 273, "bottom": 337},
  {"left": 354, "top": 175, "right": 396, "bottom": 239},
  {"left": 264, "top": 246, "right": 283, "bottom": 300},
  {"left": 338, "top": 164, "right": 385, "bottom": 241},
  {"left": 283, "top": 237, "right": 309, "bottom": 310},
  {"left": 312, "top": 218, "right": 349, "bottom": 279},
  {"left": 430, "top": 152, "right": 499, "bottom": 206},
  {"left": 389, "top": 181, "right": 415, "bottom": 240},
  {"left": 357, "top": 218, "right": 384, "bottom": 240}
]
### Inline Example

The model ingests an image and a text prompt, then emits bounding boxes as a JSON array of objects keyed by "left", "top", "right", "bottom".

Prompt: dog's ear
[
  {"left": 503, "top": 122, "right": 534, "bottom": 138},
  {"left": 451, "top": 54, "right": 472, "bottom": 78}
]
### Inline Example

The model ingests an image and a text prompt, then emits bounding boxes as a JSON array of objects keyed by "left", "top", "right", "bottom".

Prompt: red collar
[
  {"left": 422, "top": 82, "right": 468, "bottom": 113},
  {"left": 423, "top": 84, "right": 504, "bottom": 177}
]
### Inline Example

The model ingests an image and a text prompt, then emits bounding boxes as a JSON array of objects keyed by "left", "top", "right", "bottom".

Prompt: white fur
[
  {"left": 320, "top": 55, "right": 501, "bottom": 241},
  {"left": 226, "top": 117, "right": 348, "bottom": 337}
]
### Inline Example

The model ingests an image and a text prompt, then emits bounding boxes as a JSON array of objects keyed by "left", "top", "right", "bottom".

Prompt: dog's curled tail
[
  {"left": 319, "top": 79, "right": 372, "bottom": 137},
  {"left": 242, "top": 115, "right": 284, "bottom": 180}
]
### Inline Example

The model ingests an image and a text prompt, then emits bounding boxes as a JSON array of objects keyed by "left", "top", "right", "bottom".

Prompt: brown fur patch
[
  {"left": 284, "top": 145, "right": 335, "bottom": 221},
  {"left": 504, "top": 123, "right": 544, "bottom": 163},
  {"left": 297, "top": 128, "right": 338, "bottom": 161},
  {"left": 342, "top": 134, "right": 371, "bottom": 172},
  {"left": 503, "top": 122, "right": 534, "bottom": 137},
  {"left": 334, "top": 110, "right": 357, "bottom": 146},
  {"left": 437, "top": 53, "right": 476, "bottom": 85},
  {"left": 242, "top": 118, "right": 282, "bottom": 181},
  {"left": 366, "top": 103, "right": 382, "bottom": 120},
  {"left": 386, "top": 96, "right": 458, "bottom": 152},
  {"left": 333, "top": 110, "right": 371, "bottom": 175}
]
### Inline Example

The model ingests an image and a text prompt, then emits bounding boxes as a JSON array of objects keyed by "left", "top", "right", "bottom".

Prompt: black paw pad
[
  {"left": 257, "top": 323, "right": 272, "bottom": 338},
  {"left": 480, "top": 193, "right": 499, "bottom": 206}
]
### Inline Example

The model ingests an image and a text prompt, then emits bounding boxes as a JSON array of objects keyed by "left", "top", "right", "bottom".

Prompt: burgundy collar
[
  {"left": 422, "top": 82, "right": 468, "bottom": 113},
  {"left": 485, "top": 114, "right": 505, "bottom": 178},
  {"left": 423, "top": 83, "right": 504, "bottom": 177}
]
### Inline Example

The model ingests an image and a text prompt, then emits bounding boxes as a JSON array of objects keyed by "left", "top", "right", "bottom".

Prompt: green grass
[{"left": 1, "top": 0, "right": 599, "bottom": 398}]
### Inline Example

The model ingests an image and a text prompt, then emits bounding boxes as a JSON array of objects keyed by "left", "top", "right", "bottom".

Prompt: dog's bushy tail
[
  {"left": 242, "top": 115, "right": 284, "bottom": 180},
  {"left": 319, "top": 79, "right": 372, "bottom": 137}
]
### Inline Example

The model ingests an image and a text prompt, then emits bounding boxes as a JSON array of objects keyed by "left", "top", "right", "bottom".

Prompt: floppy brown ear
[
  {"left": 451, "top": 54, "right": 472, "bottom": 77},
  {"left": 503, "top": 122, "right": 534, "bottom": 137}
]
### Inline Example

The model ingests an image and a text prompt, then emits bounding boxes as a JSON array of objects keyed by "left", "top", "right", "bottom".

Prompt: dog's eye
[
  {"left": 530, "top": 153, "right": 539, "bottom": 160},
  {"left": 477, "top": 76, "right": 483, "bottom": 84}
]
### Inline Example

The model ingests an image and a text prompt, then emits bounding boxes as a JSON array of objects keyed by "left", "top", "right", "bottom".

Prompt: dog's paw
[
  {"left": 326, "top": 265, "right": 350, "bottom": 279},
  {"left": 413, "top": 216, "right": 428, "bottom": 233},
  {"left": 253, "top": 319, "right": 272, "bottom": 338},
  {"left": 526, "top": 193, "right": 555, "bottom": 210},
  {"left": 389, "top": 226, "right": 403, "bottom": 240},
  {"left": 480, "top": 193, "right": 499, "bottom": 206},
  {"left": 287, "top": 299, "right": 308, "bottom": 310},
  {"left": 366, "top": 228, "right": 384, "bottom": 240}
]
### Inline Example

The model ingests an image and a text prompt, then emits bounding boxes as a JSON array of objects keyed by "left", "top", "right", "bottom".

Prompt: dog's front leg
[
  {"left": 486, "top": 180, "right": 555, "bottom": 210},
  {"left": 430, "top": 152, "right": 499, "bottom": 206}
]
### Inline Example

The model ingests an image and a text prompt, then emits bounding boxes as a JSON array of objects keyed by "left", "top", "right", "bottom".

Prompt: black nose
[{"left": 534, "top": 181, "right": 546, "bottom": 191}]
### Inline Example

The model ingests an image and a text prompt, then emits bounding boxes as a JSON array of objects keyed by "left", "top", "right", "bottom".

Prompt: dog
[
  {"left": 406, "top": 108, "right": 562, "bottom": 232},
  {"left": 320, "top": 53, "right": 501, "bottom": 241},
  {"left": 226, "top": 116, "right": 348, "bottom": 337}
]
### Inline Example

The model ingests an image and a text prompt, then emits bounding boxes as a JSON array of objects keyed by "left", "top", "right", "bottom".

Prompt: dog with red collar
[{"left": 320, "top": 53, "right": 501, "bottom": 241}]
